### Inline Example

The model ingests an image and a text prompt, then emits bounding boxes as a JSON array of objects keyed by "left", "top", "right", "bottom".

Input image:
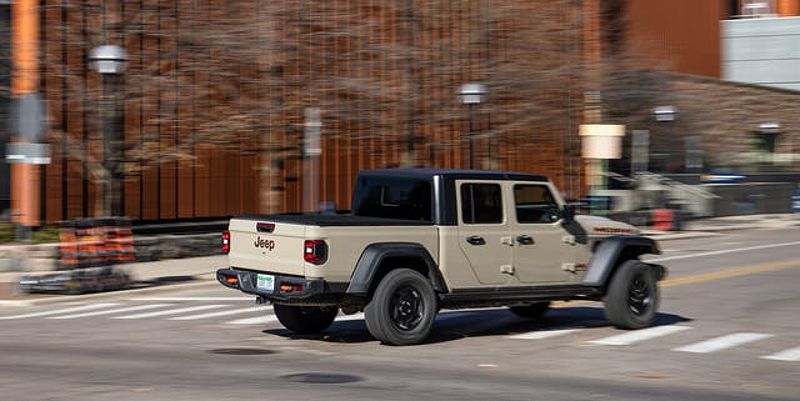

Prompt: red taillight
[
  {"left": 222, "top": 231, "right": 230, "bottom": 254},
  {"left": 304, "top": 240, "right": 327, "bottom": 265}
]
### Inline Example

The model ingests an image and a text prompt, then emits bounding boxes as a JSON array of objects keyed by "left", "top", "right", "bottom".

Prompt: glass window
[
  {"left": 461, "top": 183, "right": 503, "bottom": 224},
  {"left": 352, "top": 176, "right": 432, "bottom": 222},
  {"left": 514, "top": 184, "right": 560, "bottom": 224}
]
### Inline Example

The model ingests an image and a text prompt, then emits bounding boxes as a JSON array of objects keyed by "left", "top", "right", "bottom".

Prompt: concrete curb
[{"left": 645, "top": 231, "right": 723, "bottom": 241}]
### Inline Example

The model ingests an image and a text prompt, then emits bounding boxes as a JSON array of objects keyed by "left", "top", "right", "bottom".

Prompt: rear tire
[
  {"left": 365, "top": 269, "right": 437, "bottom": 345},
  {"left": 509, "top": 301, "right": 551, "bottom": 319},
  {"left": 604, "top": 260, "right": 659, "bottom": 329},
  {"left": 273, "top": 304, "right": 338, "bottom": 334}
]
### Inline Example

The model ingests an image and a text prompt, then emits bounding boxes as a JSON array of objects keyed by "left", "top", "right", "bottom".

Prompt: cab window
[
  {"left": 514, "top": 184, "right": 560, "bottom": 224},
  {"left": 461, "top": 183, "right": 503, "bottom": 224}
]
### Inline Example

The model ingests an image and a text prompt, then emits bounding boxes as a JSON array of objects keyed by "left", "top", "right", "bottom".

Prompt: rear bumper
[{"left": 216, "top": 267, "right": 346, "bottom": 304}]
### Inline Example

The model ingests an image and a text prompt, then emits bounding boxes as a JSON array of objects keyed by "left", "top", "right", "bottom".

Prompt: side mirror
[{"left": 562, "top": 204, "right": 576, "bottom": 223}]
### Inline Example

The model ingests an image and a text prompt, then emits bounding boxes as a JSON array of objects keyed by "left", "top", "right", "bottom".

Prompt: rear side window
[
  {"left": 352, "top": 176, "right": 432, "bottom": 222},
  {"left": 514, "top": 184, "right": 560, "bottom": 224},
  {"left": 461, "top": 183, "right": 503, "bottom": 224}
]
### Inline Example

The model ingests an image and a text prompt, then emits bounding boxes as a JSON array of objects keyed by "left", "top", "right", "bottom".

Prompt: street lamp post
[
  {"left": 89, "top": 45, "right": 127, "bottom": 217},
  {"left": 458, "top": 83, "right": 486, "bottom": 169}
]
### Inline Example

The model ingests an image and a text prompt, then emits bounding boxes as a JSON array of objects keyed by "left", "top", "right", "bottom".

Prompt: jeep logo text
[{"left": 254, "top": 236, "right": 276, "bottom": 251}]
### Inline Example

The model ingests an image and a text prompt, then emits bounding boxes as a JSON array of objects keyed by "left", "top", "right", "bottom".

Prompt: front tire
[
  {"left": 273, "top": 304, "right": 338, "bottom": 334},
  {"left": 604, "top": 260, "right": 659, "bottom": 329},
  {"left": 365, "top": 269, "right": 437, "bottom": 345}
]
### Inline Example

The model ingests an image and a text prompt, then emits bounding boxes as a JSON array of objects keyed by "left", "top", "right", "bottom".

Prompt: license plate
[{"left": 256, "top": 274, "right": 275, "bottom": 292}]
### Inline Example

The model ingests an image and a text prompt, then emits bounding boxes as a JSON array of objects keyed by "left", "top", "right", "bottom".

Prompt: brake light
[
  {"left": 304, "top": 240, "right": 327, "bottom": 265},
  {"left": 222, "top": 231, "right": 230, "bottom": 254}
]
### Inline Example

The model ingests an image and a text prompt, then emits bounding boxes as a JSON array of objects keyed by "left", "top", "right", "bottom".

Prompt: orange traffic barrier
[
  {"left": 652, "top": 208, "right": 675, "bottom": 231},
  {"left": 58, "top": 223, "right": 79, "bottom": 269},
  {"left": 116, "top": 221, "right": 136, "bottom": 262}
]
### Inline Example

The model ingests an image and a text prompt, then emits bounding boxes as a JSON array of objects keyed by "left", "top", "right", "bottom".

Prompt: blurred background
[{"left": 1, "top": 0, "right": 799, "bottom": 239}]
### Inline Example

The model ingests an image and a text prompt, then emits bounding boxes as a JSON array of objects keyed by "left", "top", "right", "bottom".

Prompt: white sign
[
  {"left": 5, "top": 143, "right": 51, "bottom": 165},
  {"left": 580, "top": 124, "right": 625, "bottom": 160}
]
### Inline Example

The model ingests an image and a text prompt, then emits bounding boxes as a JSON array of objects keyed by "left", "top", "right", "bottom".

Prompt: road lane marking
[
  {"left": 129, "top": 297, "right": 253, "bottom": 302},
  {"left": 227, "top": 314, "right": 279, "bottom": 325},
  {"left": 113, "top": 304, "right": 227, "bottom": 319},
  {"left": 649, "top": 240, "right": 800, "bottom": 263},
  {"left": 761, "top": 346, "right": 800, "bottom": 362},
  {"left": 588, "top": 325, "right": 692, "bottom": 346},
  {"left": 335, "top": 312, "right": 364, "bottom": 322},
  {"left": 674, "top": 333, "right": 773, "bottom": 353},
  {"left": 50, "top": 304, "right": 173, "bottom": 319},
  {"left": 661, "top": 258, "right": 800, "bottom": 288},
  {"left": 0, "top": 303, "right": 121, "bottom": 320},
  {"left": 509, "top": 329, "right": 582, "bottom": 340},
  {"left": 169, "top": 306, "right": 269, "bottom": 321}
]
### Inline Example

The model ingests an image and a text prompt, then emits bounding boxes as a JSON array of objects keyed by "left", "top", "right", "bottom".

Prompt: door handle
[
  {"left": 466, "top": 235, "right": 486, "bottom": 246},
  {"left": 516, "top": 235, "right": 535, "bottom": 245}
]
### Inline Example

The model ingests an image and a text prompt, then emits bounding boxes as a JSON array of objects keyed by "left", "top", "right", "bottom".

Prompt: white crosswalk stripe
[
  {"left": 588, "top": 325, "right": 692, "bottom": 346},
  {"left": 674, "top": 332, "right": 774, "bottom": 354},
  {"left": 336, "top": 313, "right": 365, "bottom": 322},
  {"left": 509, "top": 329, "right": 582, "bottom": 340},
  {"left": 761, "top": 346, "right": 800, "bottom": 362},
  {"left": 113, "top": 304, "right": 228, "bottom": 320},
  {"left": 50, "top": 304, "right": 173, "bottom": 320},
  {"left": 169, "top": 306, "right": 269, "bottom": 321},
  {"left": 0, "top": 303, "right": 121, "bottom": 320},
  {"left": 226, "top": 314, "right": 279, "bottom": 325},
  {"left": 508, "top": 329, "right": 581, "bottom": 340}
]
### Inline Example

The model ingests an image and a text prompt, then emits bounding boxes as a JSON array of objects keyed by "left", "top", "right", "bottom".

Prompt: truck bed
[{"left": 234, "top": 214, "right": 433, "bottom": 227}]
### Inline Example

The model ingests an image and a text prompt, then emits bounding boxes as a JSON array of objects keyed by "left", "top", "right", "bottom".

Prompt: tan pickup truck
[{"left": 218, "top": 168, "right": 666, "bottom": 345}]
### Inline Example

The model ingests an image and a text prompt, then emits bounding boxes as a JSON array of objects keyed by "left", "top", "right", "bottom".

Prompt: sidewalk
[{"left": 642, "top": 213, "right": 800, "bottom": 240}]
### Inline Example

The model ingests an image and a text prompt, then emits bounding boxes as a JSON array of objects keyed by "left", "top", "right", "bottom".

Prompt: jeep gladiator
[{"left": 217, "top": 168, "right": 666, "bottom": 345}]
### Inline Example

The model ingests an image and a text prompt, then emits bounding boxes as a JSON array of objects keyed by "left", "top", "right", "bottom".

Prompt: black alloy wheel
[
  {"left": 390, "top": 285, "right": 424, "bottom": 331},
  {"left": 628, "top": 273, "right": 652, "bottom": 316}
]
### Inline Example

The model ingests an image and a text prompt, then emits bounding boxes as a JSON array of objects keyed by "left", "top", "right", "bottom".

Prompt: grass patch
[{"left": 0, "top": 222, "right": 61, "bottom": 244}]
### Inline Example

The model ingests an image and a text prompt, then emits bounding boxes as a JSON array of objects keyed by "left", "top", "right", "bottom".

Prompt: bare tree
[{"left": 42, "top": 0, "right": 601, "bottom": 217}]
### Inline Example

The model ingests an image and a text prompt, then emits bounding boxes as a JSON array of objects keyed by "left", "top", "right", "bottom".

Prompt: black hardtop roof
[{"left": 358, "top": 168, "right": 548, "bottom": 182}]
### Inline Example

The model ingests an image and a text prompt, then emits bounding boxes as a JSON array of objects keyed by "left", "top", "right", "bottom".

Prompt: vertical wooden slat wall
[
  {"left": 43, "top": 1, "right": 63, "bottom": 222},
  {"left": 40, "top": 0, "right": 586, "bottom": 223},
  {"left": 123, "top": 0, "right": 142, "bottom": 218}
]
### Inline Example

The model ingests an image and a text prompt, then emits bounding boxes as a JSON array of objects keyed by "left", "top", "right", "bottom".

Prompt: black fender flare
[
  {"left": 582, "top": 236, "right": 666, "bottom": 288},
  {"left": 346, "top": 243, "right": 447, "bottom": 295}
]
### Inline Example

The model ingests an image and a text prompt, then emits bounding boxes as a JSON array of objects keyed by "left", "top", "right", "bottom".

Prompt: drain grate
[
  {"left": 208, "top": 348, "right": 277, "bottom": 356},
  {"left": 281, "top": 373, "right": 363, "bottom": 384}
]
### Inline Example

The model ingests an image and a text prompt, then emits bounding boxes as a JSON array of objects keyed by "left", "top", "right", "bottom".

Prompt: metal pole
[
  {"left": 102, "top": 74, "right": 122, "bottom": 217},
  {"left": 468, "top": 103, "right": 475, "bottom": 169},
  {"left": 303, "top": 107, "right": 322, "bottom": 213}
]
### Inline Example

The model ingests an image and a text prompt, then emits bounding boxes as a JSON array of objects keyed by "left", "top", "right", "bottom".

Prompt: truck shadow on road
[{"left": 261, "top": 306, "right": 692, "bottom": 345}]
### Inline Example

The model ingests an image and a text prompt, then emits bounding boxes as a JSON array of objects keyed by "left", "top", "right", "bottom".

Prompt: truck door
[
  {"left": 456, "top": 181, "right": 514, "bottom": 285},
  {"left": 508, "top": 182, "right": 573, "bottom": 284}
]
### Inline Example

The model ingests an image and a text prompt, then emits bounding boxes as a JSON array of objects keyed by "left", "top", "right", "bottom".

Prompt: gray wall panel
[{"left": 723, "top": 17, "right": 800, "bottom": 92}]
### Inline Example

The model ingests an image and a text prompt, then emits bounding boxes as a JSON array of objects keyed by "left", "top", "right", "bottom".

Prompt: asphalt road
[{"left": 1, "top": 226, "right": 799, "bottom": 401}]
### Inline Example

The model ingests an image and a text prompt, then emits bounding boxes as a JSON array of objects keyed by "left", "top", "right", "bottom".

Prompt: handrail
[{"left": 635, "top": 172, "right": 721, "bottom": 199}]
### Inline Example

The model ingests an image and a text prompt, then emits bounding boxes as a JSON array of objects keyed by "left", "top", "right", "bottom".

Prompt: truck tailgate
[{"left": 228, "top": 218, "right": 306, "bottom": 276}]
